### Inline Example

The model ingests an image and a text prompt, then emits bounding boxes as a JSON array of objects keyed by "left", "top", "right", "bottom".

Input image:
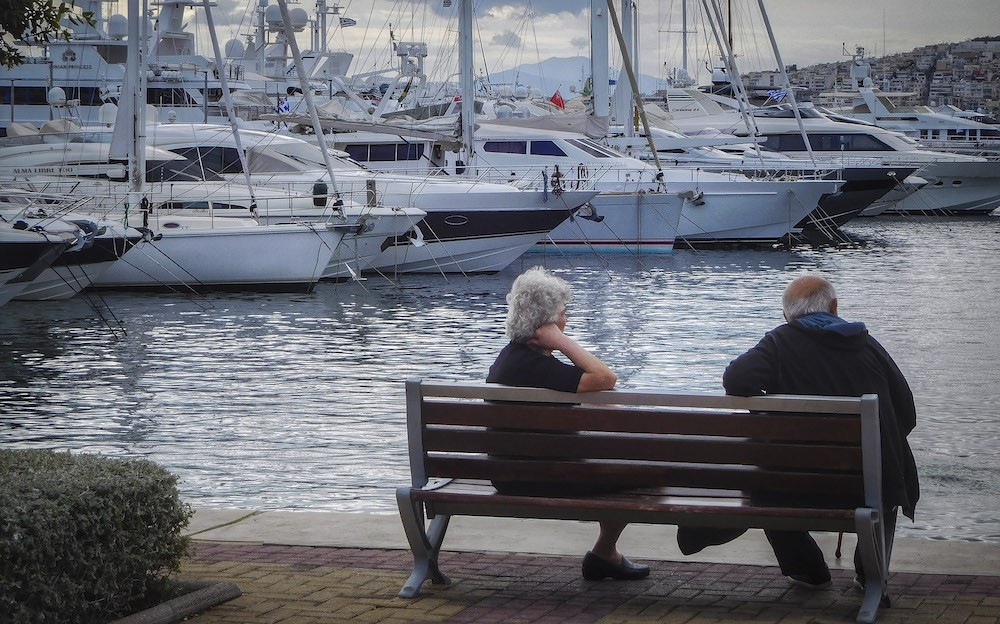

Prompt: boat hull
[
  {"left": 867, "top": 161, "right": 1000, "bottom": 216},
  {"left": 0, "top": 230, "right": 71, "bottom": 305},
  {"left": 15, "top": 234, "right": 141, "bottom": 300},
  {"left": 535, "top": 191, "right": 683, "bottom": 254},
  {"left": 673, "top": 179, "right": 838, "bottom": 244},
  {"left": 367, "top": 204, "right": 578, "bottom": 274},
  {"left": 91, "top": 222, "right": 344, "bottom": 291}
]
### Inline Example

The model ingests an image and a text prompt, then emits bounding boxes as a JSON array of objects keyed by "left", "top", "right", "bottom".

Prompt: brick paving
[{"left": 180, "top": 541, "right": 1000, "bottom": 623}]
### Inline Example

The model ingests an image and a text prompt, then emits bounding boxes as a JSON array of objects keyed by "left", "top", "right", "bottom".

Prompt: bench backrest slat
[
  {"left": 425, "top": 457, "right": 864, "bottom": 498},
  {"left": 422, "top": 402, "right": 862, "bottom": 443},
  {"left": 423, "top": 427, "right": 862, "bottom": 471}
]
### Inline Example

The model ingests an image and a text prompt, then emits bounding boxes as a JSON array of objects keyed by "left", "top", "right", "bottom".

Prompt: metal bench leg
[
  {"left": 854, "top": 508, "right": 889, "bottom": 623},
  {"left": 396, "top": 487, "right": 452, "bottom": 598}
]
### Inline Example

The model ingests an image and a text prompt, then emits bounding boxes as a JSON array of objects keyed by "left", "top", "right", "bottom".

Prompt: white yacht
[
  {"left": 91, "top": 214, "right": 346, "bottom": 292},
  {"left": 661, "top": 88, "right": 1000, "bottom": 216},
  {"left": 134, "top": 122, "right": 596, "bottom": 273},
  {"left": 608, "top": 122, "right": 918, "bottom": 234},
  {"left": 329, "top": 122, "right": 838, "bottom": 246},
  {"left": 820, "top": 49, "right": 1000, "bottom": 156}
]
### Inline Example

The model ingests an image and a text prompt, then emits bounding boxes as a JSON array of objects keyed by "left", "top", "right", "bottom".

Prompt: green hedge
[{"left": 0, "top": 449, "right": 193, "bottom": 623}]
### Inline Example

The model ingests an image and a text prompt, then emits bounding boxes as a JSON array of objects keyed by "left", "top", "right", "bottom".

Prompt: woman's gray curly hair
[{"left": 504, "top": 266, "right": 572, "bottom": 342}]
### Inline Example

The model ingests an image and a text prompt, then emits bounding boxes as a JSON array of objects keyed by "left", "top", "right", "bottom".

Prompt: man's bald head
[{"left": 782, "top": 275, "right": 838, "bottom": 321}]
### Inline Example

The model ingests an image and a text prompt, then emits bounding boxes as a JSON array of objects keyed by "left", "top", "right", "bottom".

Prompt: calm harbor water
[{"left": 2, "top": 215, "right": 998, "bottom": 543}]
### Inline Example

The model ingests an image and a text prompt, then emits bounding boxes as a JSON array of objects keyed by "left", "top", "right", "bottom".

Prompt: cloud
[{"left": 491, "top": 30, "right": 524, "bottom": 48}]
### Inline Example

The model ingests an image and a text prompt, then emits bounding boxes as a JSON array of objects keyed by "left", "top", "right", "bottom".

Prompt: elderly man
[{"left": 678, "top": 274, "right": 919, "bottom": 590}]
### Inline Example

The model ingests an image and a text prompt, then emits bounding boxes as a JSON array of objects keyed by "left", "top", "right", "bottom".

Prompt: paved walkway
[
  {"left": 177, "top": 511, "right": 1000, "bottom": 624},
  {"left": 180, "top": 542, "right": 1000, "bottom": 624}
]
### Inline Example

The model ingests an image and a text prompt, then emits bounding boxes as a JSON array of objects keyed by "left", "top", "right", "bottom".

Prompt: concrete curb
[
  {"left": 110, "top": 581, "right": 242, "bottom": 624},
  {"left": 185, "top": 509, "right": 1000, "bottom": 577}
]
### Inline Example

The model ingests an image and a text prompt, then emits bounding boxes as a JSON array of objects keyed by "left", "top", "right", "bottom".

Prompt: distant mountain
[{"left": 483, "top": 55, "right": 661, "bottom": 98}]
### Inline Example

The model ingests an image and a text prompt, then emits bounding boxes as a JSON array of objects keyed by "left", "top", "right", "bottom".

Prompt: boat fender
[
  {"left": 655, "top": 171, "right": 666, "bottom": 192},
  {"left": 551, "top": 164, "right": 564, "bottom": 195},
  {"left": 140, "top": 196, "right": 151, "bottom": 228},
  {"left": 577, "top": 202, "right": 604, "bottom": 223},
  {"left": 313, "top": 181, "right": 328, "bottom": 207},
  {"left": 678, "top": 189, "right": 705, "bottom": 206}
]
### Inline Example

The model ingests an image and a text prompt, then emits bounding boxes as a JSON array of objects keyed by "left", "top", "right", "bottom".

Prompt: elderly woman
[{"left": 486, "top": 266, "right": 649, "bottom": 581}]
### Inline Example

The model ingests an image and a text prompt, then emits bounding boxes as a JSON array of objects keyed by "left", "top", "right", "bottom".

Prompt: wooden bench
[{"left": 396, "top": 379, "right": 895, "bottom": 623}]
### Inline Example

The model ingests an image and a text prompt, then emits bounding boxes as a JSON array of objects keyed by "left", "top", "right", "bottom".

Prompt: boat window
[
  {"left": 147, "top": 87, "right": 194, "bottom": 107},
  {"left": 566, "top": 138, "right": 610, "bottom": 158},
  {"left": 182, "top": 146, "right": 245, "bottom": 175},
  {"left": 7, "top": 87, "right": 49, "bottom": 105},
  {"left": 63, "top": 86, "right": 105, "bottom": 106},
  {"left": 246, "top": 150, "right": 300, "bottom": 173},
  {"left": 483, "top": 141, "right": 527, "bottom": 154},
  {"left": 396, "top": 143, "right": 425, "bottom": 160},
  {"left": 760, "top": 132, "right": 892, "bottom": 152},
  {"left": 158, "top": 201, "right": 212, "bottom": 211},
  {"left": 343, "top": 144, "right": 369, "bottom": 161},
  {"left": 529, "top": 141, "right": 567, "bottom": 157},
  {"left": 93, "top": 43, "right": 128, "bottom": 64},
  {"left": 752, "top": 106, "right": 823, "bottom": 119},
  {"left": 368, "top": 143, "right": 399, "bottom": 161},
  {"left": 148, "top": 155, "right": 224, "bottom": 182}
]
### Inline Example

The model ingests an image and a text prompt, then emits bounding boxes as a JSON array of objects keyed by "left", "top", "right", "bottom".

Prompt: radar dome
[
  {"left": 47, "top": 87, "right": 67, "bottom": 106},
  {"left": 224, "top": 38, "right": 246, "bottom": 58},
  {"left": 289, "top": 7, "right": 309, "bottom": 30},
  {"left": 99, "top": 102, "right": 117, "bottom": 125},
  {"left": 265, "top": 4, "right": 282, "bottom": 26},
  {"left": 107, "top": 14, "right": 128, "bottom": 39}
]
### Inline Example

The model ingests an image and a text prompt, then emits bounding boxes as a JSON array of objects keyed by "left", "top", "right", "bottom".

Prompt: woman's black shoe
[{"left": 581, "top": 551, "right": 651, "bottom": 580}]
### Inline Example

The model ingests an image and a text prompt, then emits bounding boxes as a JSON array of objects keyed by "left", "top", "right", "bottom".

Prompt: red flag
[{"left": 549, "top": 90, "right": 565, "bottom": 109}]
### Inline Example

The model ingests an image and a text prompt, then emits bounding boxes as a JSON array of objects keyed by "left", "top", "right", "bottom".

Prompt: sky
[{"left": 158, "top": 0, "right": 1000, "bottom": 88}]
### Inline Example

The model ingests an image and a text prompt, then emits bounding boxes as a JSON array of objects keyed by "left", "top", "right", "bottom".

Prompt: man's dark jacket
[{"left": 722, "top": 312, "right": 919, "bottom": 520}]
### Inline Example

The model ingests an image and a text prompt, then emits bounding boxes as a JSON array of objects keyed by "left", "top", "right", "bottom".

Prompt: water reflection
[{"left": 1, "top": 216, "right": 998, "bottom": 541}]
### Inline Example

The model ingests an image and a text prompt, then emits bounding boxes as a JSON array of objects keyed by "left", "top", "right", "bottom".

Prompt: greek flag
[
  {"left": 767, "top": 89, "right": 787, "bottom": 102},
  {"left": 274, "top": 98, "right": 291, "bottom": 114},
  {"left": 339, "top": 17, "right": 357, "bottom": 27}
]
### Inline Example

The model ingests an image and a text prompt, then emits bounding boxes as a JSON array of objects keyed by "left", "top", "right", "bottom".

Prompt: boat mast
[
  {"left": 755, "top": 0, "right": 816, "bottom": 166},
  {"left": 459, "top": 0, "right": 476, "bottom": 170},
  {"left": 590, "top": 0, "right": 610, "bottom": 118},
  {"left": 275, "top": 0, "right": 345, "bottom": 214},
  {"left": 699, "top": 0, "right": 761, "bottom": 157},
  {"left": 108, "top": 0, "right": 147, "bottom": 221},
  {"left": 605, "top": 0, "right": 663, "bottom": 171},
  {"left": 200, "top": 0, "right": 260, "bottom": 216}
]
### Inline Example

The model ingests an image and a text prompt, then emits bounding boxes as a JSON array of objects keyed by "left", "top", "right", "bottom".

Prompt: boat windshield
[
  {"left": 566, "top": 138, "right": 619, "bottom": 158},
  {"left": 752, "top": 106, "right": 825, "bottom": 119}
]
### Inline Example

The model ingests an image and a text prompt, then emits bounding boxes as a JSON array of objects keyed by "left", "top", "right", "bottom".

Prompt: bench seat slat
[
  {"left": 421, "top": 402, "right": 862, "bottom": 443},
  {"left": 424, "top": 457, "right": 863, "bottom": 497},
  {"left": 422, "top": 428, "right": 863, "bottom": 471},
  {"left": 411, "top": 482, "right": 858, "bottom": 532}
]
